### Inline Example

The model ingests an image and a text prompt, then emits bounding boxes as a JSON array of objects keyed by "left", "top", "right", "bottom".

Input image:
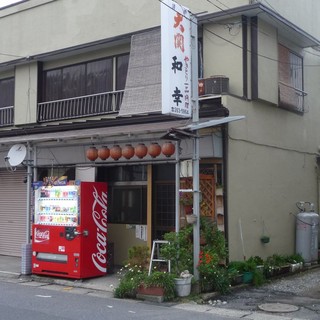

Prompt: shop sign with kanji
[{"left": 161, "top": 0, "right": 191, "bottom": 118}]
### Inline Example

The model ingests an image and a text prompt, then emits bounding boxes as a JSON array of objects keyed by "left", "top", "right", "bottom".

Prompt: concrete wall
[
  {"left": 225, "top": 94, "right": 319, "bottom": 260},
  {"left": 108, "top": 224, "right": 147, "bottom": 266},
  {"left": 203, "top": 18, "right": 244, "bottom": 98},
  {"left": 0, "top": 0, "right": 249, "bottom": 65}
]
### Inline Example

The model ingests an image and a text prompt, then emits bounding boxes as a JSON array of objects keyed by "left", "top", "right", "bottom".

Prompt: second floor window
[
  {"left": 278, "top": 44, "right": 304, "bottom": 113},
  {"left": 0, "top": 77, "right": 14, "bottom": 108},
  {"left": 43, "top": 54, "right": 129, "bottom": 102}
]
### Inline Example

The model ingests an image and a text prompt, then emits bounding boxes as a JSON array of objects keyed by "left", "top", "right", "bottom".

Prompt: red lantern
[
  {"left": 86, "top": 146, "right": 98, "bottom": 161},
  {"left": 148, "top": 142, "right": 161, "bottom": 158},
  {"left": 122, "top": 144, "right": 134, "bottom": 159},
  {"left": 110, "top": 145, "right": 122, "bottom": 161},
  {"left": 162, "top": 141, "right": 175, "bottom": 157},
  {"left": 135, "top": 143, "right": 148, "bottom": 159},
  {"left": 98, "top": 146, "right": 110, "bottom": 160}
]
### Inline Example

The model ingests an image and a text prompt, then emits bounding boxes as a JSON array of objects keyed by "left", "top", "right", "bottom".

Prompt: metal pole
[
  {"left": 21, "top": 142, "right": 32, "bottom": 275},
  {"left": 26, "top": 142, "right": 32, "bottom": 243},
  {"left": 191, "top": 13, "right": 200, "bottom": 280}
]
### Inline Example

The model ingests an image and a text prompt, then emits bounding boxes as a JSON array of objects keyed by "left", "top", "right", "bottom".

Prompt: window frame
[
  {"left": 0, "top": 77, "right": 14, "bottom": 108},
  {"left": 42, "top": 53, "right": 129, "bottom": 103},
  {"left": 278, "top": 44, "right": 305, "bottom": 113}
]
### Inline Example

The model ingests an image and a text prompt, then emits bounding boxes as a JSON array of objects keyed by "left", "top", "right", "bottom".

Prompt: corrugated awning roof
[{"left": 0, "top": 116, "right": 245, "bottom": 146}]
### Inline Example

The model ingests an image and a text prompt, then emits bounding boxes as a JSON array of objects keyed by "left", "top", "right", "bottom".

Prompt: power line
[{"left": 204, "top": 0, "right": 320, "bottom": 63}]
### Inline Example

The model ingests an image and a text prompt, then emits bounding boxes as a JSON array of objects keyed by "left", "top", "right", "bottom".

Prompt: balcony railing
[
  {"left": 0, "top": 106, "right": 14, "bottom": 127},
  {"left": 279, "top": 82, "right": 306, "bottom": 113},
  {"left": 37, "top": 90, "right": 124, "bottom": 123}
]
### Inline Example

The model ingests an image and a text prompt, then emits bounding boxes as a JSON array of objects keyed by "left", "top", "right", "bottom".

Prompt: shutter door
[{"left": 0, "top": 169, "right": 27, "bottom": 256}]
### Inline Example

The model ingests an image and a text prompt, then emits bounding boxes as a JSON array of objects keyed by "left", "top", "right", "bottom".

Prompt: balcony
[
  {"left": 37, "top": 90, "right": 124, "bottom": 123},
  {"left": 0, "top": 106, "right": 14, "bottom": 127}
]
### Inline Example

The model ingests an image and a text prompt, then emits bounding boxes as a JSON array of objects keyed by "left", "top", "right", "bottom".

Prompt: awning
[
  {"left": 183, "top": 115, "right": 245, "bottom": 131},
  {"left": 0, "top": 116, "right": 245, "bottom": 147}
]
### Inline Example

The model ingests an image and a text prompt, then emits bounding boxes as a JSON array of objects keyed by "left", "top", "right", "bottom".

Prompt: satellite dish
[{"left": 7, "top": 144, "right": 27, "bottom": 166}]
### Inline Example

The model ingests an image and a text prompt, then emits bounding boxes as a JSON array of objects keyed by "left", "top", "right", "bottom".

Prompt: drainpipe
[
  {"left": 175, "top": 140, "right": 181, "bottom": 232},
  {"left": 222, "top": 124, "right": 229, "bottom": 258}
]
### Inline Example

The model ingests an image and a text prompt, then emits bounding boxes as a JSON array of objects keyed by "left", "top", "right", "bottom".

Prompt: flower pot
[
  {"left": 243, "top": 271, "right": 253, "bottom": 284},
  {"left": 137, "top": 285, "right": 165, "bottom": 296},
  {"left": 184, "top": 204, "right": 193, "bottom": 215},
  {"left": 260, "top": 236, "right": 270, "bottom": 244},
  {"left": 290, "top": 262, "right": 303, "bottom": 273},
  {"left": 186, "top": 214, "right": 197, "bottom": 224},
  {"left": 174, "top": 277, "right": 192, "bottom": 297}
]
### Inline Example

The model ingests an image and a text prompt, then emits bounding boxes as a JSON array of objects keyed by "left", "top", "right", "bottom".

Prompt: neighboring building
[{"left": 0, "top": 0, "right": 319, "bottom": 266}]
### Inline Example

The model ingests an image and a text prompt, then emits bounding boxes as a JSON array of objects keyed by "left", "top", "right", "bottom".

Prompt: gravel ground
[
  {"left": 203, "top": 266, "right": 320, "bottom": 319},
  {"left": 262, "top": 267, "right": 320, "bottom": 296}
]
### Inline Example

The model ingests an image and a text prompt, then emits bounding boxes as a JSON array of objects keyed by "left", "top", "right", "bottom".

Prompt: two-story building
[{"left": 0, "top": 0, "right": 319, "bottom": 268}]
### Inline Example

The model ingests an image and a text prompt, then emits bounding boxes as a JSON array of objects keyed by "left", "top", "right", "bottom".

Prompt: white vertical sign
[{"left": 161, "top": 0, "right": 191, "bottom": 118}]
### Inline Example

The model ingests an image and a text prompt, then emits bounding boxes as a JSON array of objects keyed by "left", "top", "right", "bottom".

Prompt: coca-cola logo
[
  {"left": 34, "top": 228, "right": 50, "bottom": 243},
  {"left": 91, "top": 186, "right": 108, "bottom": 273}
]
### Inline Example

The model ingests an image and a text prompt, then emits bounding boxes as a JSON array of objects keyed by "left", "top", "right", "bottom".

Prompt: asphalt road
[
  {"left": 1, "top": 267, "right": 320, "bottom": 319},
  {"left": 0, "top": 281, "right": 234, "bottom": 320}
]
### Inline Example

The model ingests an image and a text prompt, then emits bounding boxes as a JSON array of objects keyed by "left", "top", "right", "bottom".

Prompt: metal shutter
[{"left": 0, "top": 168, "right": 27, "bottom": 256}]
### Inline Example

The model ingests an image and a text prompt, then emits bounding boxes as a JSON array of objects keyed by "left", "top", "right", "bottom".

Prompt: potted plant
[
  {"left": 264, "top": 254, "right": 290, "bottom": 277},
  {"left": 284, "top": 253, "right": 304, "bottom": 272},
  {"left": 137, "top": 271, "right": 176, "bottom": 301},
  {"left": 260, "top": 235, "right": 270, "bottom": 244},
  {"left": 161, "top": 226, "right": 194, "bottom": 297},
  {"left": 180, "top": 191, "right": 193, "bottom": 215}
]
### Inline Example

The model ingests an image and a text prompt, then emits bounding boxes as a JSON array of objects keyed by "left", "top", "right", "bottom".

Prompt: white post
[{"left": 191, "top": 14, "right": 200, "bottom": 280}]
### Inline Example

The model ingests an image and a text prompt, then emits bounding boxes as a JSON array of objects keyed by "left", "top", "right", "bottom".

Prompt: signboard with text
[{"left": 161, "top": 0, "right": 191, "bottom": 118}]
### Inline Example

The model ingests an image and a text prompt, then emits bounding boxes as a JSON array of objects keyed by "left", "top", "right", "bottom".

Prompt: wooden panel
[{"left": 180, "top": 174, "right": 215, "bottom": 219}]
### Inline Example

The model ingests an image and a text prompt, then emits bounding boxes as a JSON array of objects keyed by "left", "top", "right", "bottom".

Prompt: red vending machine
[{"left": 32, "top": 181, "right": 108, "bottom": 279}]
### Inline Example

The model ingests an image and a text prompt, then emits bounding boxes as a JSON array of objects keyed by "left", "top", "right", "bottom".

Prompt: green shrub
[
  {"left": 114, "top": 264, "right": 146, "bottom": 299},
  {"left": 161, "top": 225, "right": 193, "bottom": 276},
  {"left": 126, "top": 245, "right": 150, "bottom": 270}
]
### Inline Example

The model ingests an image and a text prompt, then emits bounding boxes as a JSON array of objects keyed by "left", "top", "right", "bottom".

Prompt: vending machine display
[{"left": 32, "top": 181, "right": 108, "bottom": 279}]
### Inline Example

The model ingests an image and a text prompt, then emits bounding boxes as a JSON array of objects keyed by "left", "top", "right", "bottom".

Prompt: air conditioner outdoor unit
[{"left": 198, "top": 76, "right": 229, "bottom": 96}]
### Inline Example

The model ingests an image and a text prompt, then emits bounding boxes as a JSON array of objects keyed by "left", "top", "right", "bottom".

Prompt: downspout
[
  {"left": 222, "top": 124, "right": 229, "bottom": 260},
  {"left": 175, "top": 140, "right": 181, "bottom": 232}
]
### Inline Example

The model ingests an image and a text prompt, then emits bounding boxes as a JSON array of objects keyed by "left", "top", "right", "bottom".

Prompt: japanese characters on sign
[{"left": 161, "top": 0, "right": 191, "bottom": 118}]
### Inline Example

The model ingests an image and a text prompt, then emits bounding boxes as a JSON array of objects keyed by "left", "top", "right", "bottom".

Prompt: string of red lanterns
[{"left": 86, "top": 141, "right": 175, "bottom": 162}]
